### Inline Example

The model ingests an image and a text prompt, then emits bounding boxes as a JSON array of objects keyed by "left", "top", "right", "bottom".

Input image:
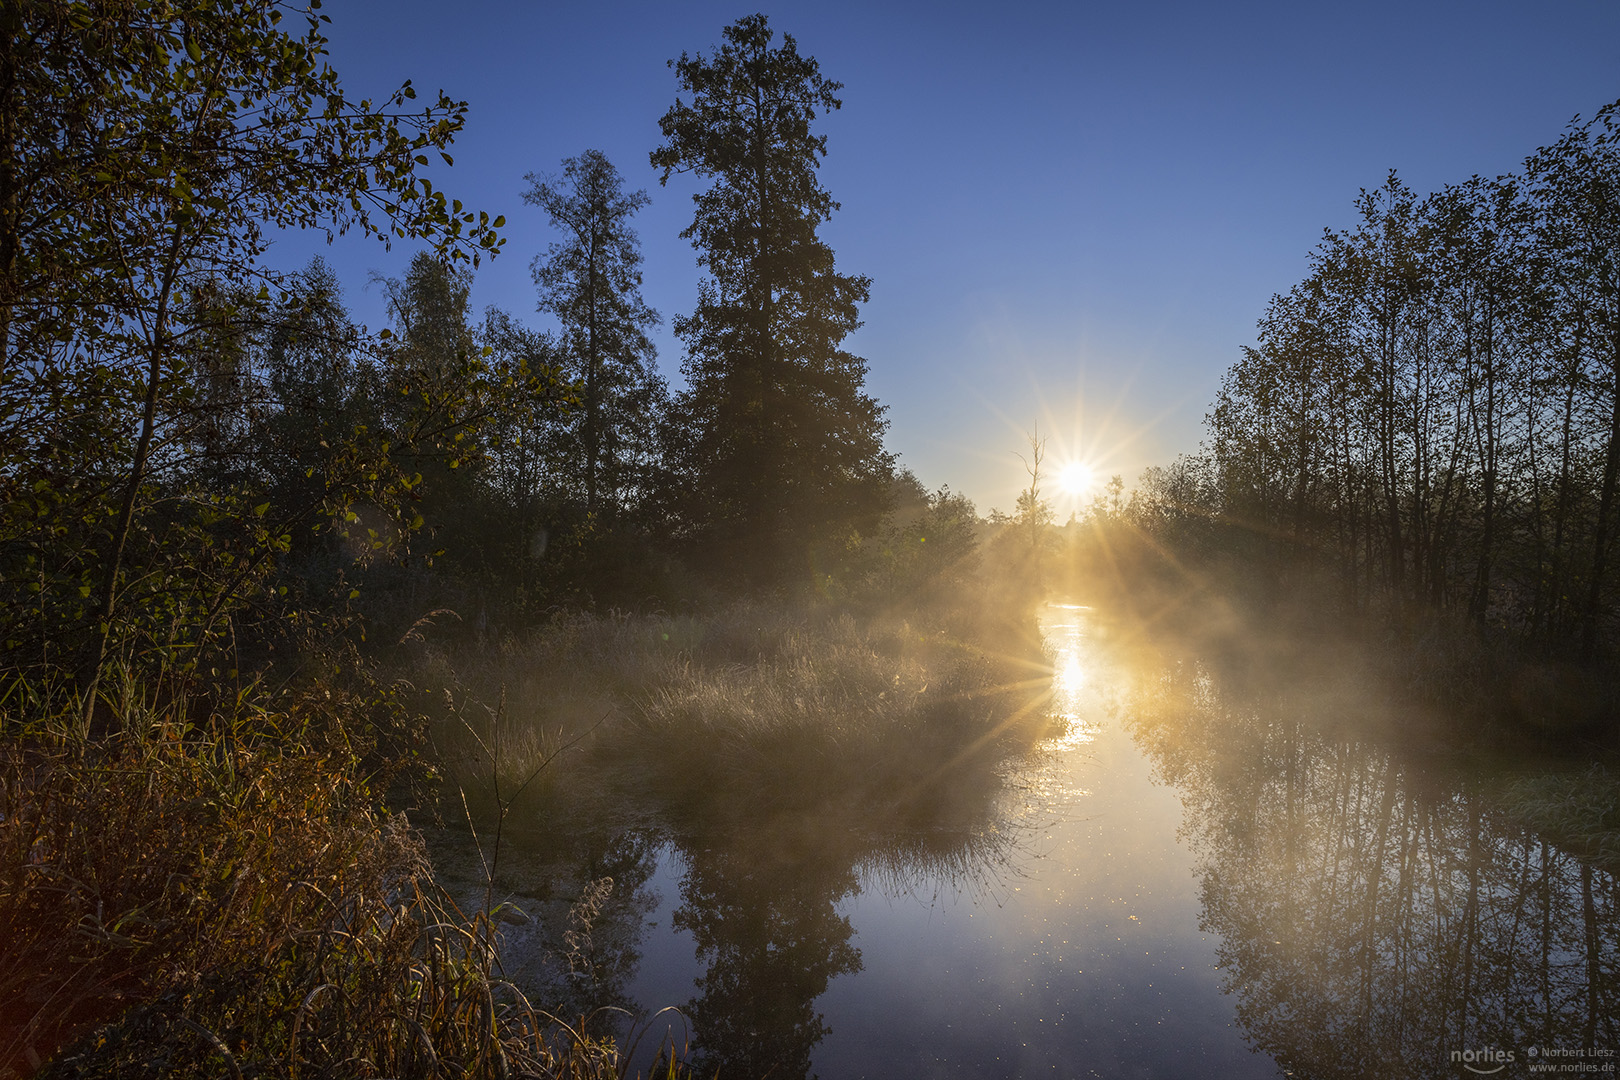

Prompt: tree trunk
[
  {"left": 83, "top": 226, "right": 188, "bottom": 736},
  {"left": 752, "top": 90, "right": 778, "bottom": 566},
  {"left": 1552, "top": 329, "right": 1580, "bottom": 638},
  {"left": 0, "top": 31, "right": 16, "bottom": 373},
  {"left": 585, "top": 228, "right": 599, "bottom": 516}
]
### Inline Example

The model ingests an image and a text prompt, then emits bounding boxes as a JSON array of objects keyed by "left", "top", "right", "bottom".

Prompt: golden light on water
[
  {"left": 1043, "top": 604, "right": 1100, "bottom": 749},
  {"left": 1054, "top": 649, "right": 1087, "bottom": 694}
]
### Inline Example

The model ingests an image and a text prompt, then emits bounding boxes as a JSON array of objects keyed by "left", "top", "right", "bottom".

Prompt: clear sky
[{"left": 272, "top": 0, "right": 1620, "bottom": 517}]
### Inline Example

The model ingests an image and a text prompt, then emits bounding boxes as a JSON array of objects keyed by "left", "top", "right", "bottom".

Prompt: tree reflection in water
[
  {"left": 1127, "top": 657, "right": 1620, "bottom": 1079},
  {"left": 461, "top": 767, "right": 1027, "bottom": 1078},
  {"left": 665, "top": 815, "right": 1022, "bottom": 1079},
  {"left": 672, "top": 837, "right": 863, "bottom": 1079},
  {"left": 423, "top": 824, "right": 665, "bottom": 1038},
  {"left": 547, "top": 829, "right": 664, "bottom": 1028}
]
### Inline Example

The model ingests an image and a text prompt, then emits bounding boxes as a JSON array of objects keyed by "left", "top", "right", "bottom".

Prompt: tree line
[
  {"left": 0, "top": 5, "right": 972, "bottom": 724},
  {"left": 1129, "top": 102, "right": 1620, "bottom": 658}
]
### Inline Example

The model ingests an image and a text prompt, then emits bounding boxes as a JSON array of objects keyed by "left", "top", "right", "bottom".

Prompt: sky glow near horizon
[{"left": 272, "top": 0, "right": 1620, "bottom": 515}]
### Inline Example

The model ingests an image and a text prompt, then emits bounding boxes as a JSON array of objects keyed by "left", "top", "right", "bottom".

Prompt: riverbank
[
  {"left": 1, "top": 588, "right": 1053, "bottom": 1077},
  {"left": 425, "top": 597, "right": 1055, "bottom": 840},
  {"left": 0, "top": 686, "right": 637, "bottom": 1080}
]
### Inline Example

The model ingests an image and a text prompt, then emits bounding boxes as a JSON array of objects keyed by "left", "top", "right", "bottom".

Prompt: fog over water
[{"left": 434, "top": 604, "right": 1620, "bottom": 1079}]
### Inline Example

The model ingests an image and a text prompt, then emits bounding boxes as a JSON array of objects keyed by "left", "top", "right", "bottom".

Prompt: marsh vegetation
[
  {"left": 433, "top": 598, "right": 1051, "bottom": 827},
  {"left": 5, "top": 2, "right": 1620, "bottom": 1077}
]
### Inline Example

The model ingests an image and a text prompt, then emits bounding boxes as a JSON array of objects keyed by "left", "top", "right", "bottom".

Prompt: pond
[{"left": 428, "top": 603, "right": 1620, "bottom": 1079}]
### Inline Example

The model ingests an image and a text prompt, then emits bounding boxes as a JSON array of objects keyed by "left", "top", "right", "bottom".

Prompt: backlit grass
[{"left": 430, "top": 599, "right": 1056, "bottom": 832}]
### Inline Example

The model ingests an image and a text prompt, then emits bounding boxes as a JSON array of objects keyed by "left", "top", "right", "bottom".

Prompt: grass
[
  {"left": 1499, "top": 764, "right": 1620, "bottom": 873},
  {"left": 428, "top": 598, "right": 1057, "bottom": 833},
  {"left": 0, "top": 680, "right": 672, "bottom": 1079},
  {"left": 0, "top": 584, "right": 1056, "bottom": 1077}
]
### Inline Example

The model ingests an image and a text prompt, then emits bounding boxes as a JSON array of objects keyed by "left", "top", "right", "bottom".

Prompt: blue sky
[{"left": 273, "top": 0, "right": 1620, "bottom": 516}]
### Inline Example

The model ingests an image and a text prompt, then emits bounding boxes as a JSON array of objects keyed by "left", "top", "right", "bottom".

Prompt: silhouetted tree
[
  {"left": 651, "top": 13, "right": 890, "bottom": 587},
  {"left": 524, "top": 150, "right": 663, "bottom": 519},
  {"left": 0, "top": 0, "right": 500, "bottom": 721},
  {"left": 1158, "top": 100, "right": 1620, "bottom": 658},
  {"left": 361, "top": 254, "right": 579, "bottom": 629}
]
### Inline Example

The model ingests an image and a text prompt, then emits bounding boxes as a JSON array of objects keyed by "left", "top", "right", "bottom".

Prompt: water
[{"left": 431, "top": 604, "right": 1620, "bottom": 1079}]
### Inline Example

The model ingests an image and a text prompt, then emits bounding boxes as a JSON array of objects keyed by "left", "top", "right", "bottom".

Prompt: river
[{"left": 429, "top": 603, "right": 1620, "bottom": 1079}]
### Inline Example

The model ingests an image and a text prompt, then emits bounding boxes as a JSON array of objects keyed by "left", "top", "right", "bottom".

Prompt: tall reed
[{"left": 0, "top": 677, "right": 659, "bottom": 1078}]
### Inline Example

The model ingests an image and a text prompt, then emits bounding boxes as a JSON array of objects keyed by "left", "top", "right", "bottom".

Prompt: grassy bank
[
  {"left": 428, "top": 597, "right": 1055, "bottom": 837},
  {"left": 1498, "top": 765, "right": 1620, "bottom": 874},
  {"left": 0, "top": 685, "right": 642, "bottom": 1079},
  {"left": 1, "top": 587, "right": 1054, "bottom": 1077},
  {"left": 410, "top": 594, "right": 1055, "bottom": 1077}
]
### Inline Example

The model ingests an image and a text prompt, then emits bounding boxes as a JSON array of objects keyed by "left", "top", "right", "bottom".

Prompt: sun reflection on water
[
  {"left": 1055, "top": 651, "right": 1087, "bottom": 695},
  {"left": 1040, "top": 604, "right": 1101, "bottom": 752}
]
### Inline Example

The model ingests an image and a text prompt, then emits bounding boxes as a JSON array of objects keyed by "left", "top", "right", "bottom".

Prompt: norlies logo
[{"left": 1454, "top": 1048, "right": 1516, "bottom": 1074}]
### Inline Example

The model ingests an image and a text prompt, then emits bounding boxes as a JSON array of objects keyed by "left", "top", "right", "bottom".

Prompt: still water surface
[{"left": 437, "top": 604, "right": 1619, "bottom": 1078}]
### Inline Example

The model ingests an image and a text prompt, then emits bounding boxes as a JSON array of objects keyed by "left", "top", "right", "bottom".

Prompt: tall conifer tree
[
  {"left": 524, "top": 150, "right": 662, "bottom": 518},
  {"left": 652, "top": 14, "right": 890, "bottom": 584}
]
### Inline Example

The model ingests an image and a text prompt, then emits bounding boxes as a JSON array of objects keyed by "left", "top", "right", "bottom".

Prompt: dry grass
[
  {"left": 0, "top": 687, "right": 670, "bottom": 1079},
  {"left": 430, "top": 600, "right": 1055, "bottom": 832}
]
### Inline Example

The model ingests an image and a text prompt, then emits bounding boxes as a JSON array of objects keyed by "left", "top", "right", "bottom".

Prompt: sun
[{"left": 1057, "top": 461, "right": 1094, "bottom": 496}]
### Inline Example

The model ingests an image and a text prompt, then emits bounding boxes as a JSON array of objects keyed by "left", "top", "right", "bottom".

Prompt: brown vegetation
[
  {"left": 431, "top": 596, "right": 1056, "bottom": 835},
  {"left": 0, "top": 688, "right": 639, "bottom": 1079}
]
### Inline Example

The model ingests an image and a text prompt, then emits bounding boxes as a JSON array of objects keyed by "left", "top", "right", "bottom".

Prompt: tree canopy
[
  {"left": 525, "top": 150, "right": 663, "bottom": 519},
  {"left": 0, "top": 0, "right": 507, "bottom": 721},
  {"left": 1136, "top": 101, "right": 1620, "bottom": 654},
  {"left": 652, "top": 13, "right": 891, "bottom": 585}
]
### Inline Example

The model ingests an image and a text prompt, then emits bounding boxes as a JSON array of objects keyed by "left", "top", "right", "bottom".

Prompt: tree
[
  {"left": 1015, "top": 430, "right": 1054, "bottom": 555},
  {"left": 365, "top": 253, "right": 572, "bottom": 629},
  {"left": 524, "top": 150, "right": 662, "bottom": 518},
  {"left": 1154, "top": 100, "right": 1620, "bottom": 658},
  {"left": 0, "top": 0, "right": 503, "bottom": 726},
  {"left": 1529, "top": 105, "right": 1620, "bottom": 656},
  {"left": 865, "top": 471, "right": 980, "bottom": 601},
  {"left": 257, "top": 258, "right": 377, "bottom": 551},
  {"left": 651, "top": 13, "right": 890, "bottom": 585}
]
